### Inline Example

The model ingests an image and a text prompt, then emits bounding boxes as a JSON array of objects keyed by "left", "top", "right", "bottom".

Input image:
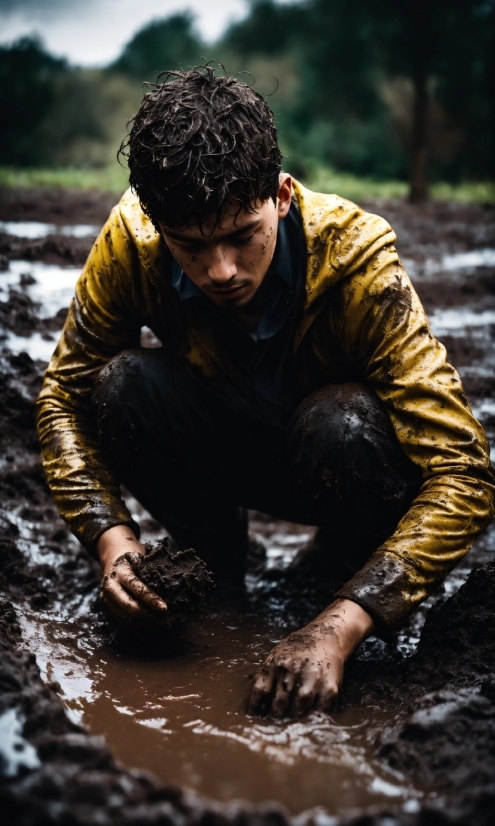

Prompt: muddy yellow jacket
[{"left": 37, "top": 181, "right": 495, "bottom": 636}]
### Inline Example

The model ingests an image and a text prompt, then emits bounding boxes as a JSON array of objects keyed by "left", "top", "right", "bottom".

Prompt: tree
[
  {"left": 222, "top": 0, "right": 306, "bottom": 56},
  {"left": 371, "top": 0, "right": 495, "bottom": 200},
  {"left": 0, "top": 36, "right": 66, "bottom": 165},
  {"left": 110, "top": 13, "right": 205, "bottom": 82},
  {"left": 221, "top": 0, "right": 400, "bottom": 179},
  {"left": 223, "top": 0, "right": 494, "bottom": 199}
]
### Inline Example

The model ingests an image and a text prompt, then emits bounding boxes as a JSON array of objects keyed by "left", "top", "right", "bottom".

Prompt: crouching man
[{"left": 37, "top": 67, "right": 495, "bottom": 719}]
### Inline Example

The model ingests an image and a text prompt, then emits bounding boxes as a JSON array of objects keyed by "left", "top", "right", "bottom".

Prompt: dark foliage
[
  {"left": 0, "top": 37, "right": 66, "bottom": 165},
  {"left": 221, "top": 0, "right": 495, "bottom": 186},
  {"left": 110, "top": 12, "right": 205, "bottom": 82}
]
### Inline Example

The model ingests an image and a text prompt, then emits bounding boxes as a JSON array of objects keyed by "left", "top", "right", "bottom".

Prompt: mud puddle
[
  {"left": 18, "top": 600, "right": 428, "bottom": 815},
  {"left": 9, "top": 499, "right": 490, "bottom": 816},
  {"left": 0, "top": 220, "right": 99, "bottom": 239},
  {"left": 11, "top": 494, "right": 421, "bottom": 815}
]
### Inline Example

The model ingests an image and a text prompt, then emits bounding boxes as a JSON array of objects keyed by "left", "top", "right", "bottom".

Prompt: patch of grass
[
  {"left": 300, "top": 164, "right": 495, "bottom": 204},
  {"left": 300, "top": 166, "right": 408, "bottom": 201},
  {"left": 0, "top": 164, "right": 493, "bottom": 204},
  {"left": 0, "top": 164, "right": 130, "bottom": 194},
  {"left": 429, "top": 180, "right": 495, "bottom": 203}
]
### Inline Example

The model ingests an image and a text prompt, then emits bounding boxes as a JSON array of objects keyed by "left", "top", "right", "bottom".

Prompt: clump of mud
[
  {"left": 406, "top": 561, "right": 495, "bottom": 692},
  {"left": 378, "top": 682, "right": 495, "bottom": 821},
  {"left": 131, "top": 539, "right": 214, "bottom": 628}
]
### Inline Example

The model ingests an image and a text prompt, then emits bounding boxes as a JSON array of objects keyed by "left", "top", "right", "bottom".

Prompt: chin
[
  {"left": 232, "top": 291, "right": 255, "bottom": 307},
  {"left": 213, "top": 290, "right": 255, "bottom": 308}
]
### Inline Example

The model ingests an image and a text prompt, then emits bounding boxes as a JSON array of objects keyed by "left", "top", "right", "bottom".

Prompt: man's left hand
[{"left": 248, "top": 598, "right": 373, "bottom": 718}]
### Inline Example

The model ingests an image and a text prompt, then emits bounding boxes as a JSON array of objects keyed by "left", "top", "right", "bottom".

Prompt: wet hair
[{"left": 119, "top": 65, "right": 283, "bottom": 231}]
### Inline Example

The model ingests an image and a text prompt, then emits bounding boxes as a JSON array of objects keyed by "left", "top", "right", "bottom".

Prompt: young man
[{"left": 37, "top": 68, "right": 494, "bottom": 719}]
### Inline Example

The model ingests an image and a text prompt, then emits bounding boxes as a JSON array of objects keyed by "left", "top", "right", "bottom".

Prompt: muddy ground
[{"left": 0, "top": 185, "right": 494, "bottom": 825}]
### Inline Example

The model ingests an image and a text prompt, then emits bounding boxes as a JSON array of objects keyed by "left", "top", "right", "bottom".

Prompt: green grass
[
  {"left": 302, "top": 165, "right": 495, "bottom": 203},
  {"left": 0, "top": 163, "right": 494, "bottom": 203},
  {"left": 0, "top": 164, "right": 130, "bottom": 194},
  {"left": 301, "top": 167, "right": 409, "bottom": 201},
  {"left": 428, "top": 180, "right": 495, "bottom": 203}
]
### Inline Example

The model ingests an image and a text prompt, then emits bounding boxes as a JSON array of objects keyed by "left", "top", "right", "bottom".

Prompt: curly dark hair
[{"left": 119, "top": 65, "right": 283, "bottom": 230}]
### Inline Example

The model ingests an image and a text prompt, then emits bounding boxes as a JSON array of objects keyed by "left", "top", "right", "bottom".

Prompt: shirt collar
[{"left": 267, "top": 213, "right": 293, "bottom": 287}]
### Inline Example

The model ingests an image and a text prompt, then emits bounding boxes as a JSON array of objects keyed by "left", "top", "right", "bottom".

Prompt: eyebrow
[{"left": 163, "top": 219, "right": 262, "bottom": 243}]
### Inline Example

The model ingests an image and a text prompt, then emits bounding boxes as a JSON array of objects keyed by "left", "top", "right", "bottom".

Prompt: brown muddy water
[
  {"left": 1, "top": 190, "right": 495, "bottom": 823},
  {"left": 16, "top": 517, "right": 427, "bottom": 816}
]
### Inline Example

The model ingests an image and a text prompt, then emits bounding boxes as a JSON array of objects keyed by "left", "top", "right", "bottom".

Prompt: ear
[{"left": 277, "top": 173, "right": 293, "bottom": 219}]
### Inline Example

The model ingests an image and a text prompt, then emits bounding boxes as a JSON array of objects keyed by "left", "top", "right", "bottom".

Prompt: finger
[
  {"left": 270, "top": 668, "right": 296, "bottom": 719},
  {"left": 318, "top": 681, "right": 339, "bottom": 712},
  {"left": 248, "top": 661, "right": 276, "bottom": 715},
  {"left": 116, "top": 565, "right": 168, "bottom": 613},
  {"left": 317, "top": 668, "right": 340, "bottom": 712},
  {"left": 291, "top": 687, "right": 316, "bottom": 717},
  {"left": 102, "top": 573, "right": 168, "bottom": 625},
  {"left": 101, "top": 576, "right": 152, "bottom": 621},
  {"left": 291, "top": 670, "right": 319, "bottom": 717}
]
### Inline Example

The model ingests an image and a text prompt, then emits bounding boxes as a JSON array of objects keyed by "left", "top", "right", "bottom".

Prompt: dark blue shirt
[{"left": 170, "top": 202, "right": 306, "bottom": 424}]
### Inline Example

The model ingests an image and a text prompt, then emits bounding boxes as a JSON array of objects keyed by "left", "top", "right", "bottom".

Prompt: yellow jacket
[{"left": 37, "top": 181, "right": 495, "bottom": 635}]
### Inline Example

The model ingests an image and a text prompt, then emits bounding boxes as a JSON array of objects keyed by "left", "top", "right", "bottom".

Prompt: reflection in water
[
  {"left": 0, "top": 220, "right": 99, "bottom": 239},
  {"left": 430, "top": 307, "right": 495, "bottom": 335},
  {"left": 402, "top": 247, "right": 495, "bottom": 279}
]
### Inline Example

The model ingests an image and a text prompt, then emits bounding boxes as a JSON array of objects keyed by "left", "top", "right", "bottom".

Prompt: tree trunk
[{"left": 409, "top": 66, "right": 429, "bottom": 202}]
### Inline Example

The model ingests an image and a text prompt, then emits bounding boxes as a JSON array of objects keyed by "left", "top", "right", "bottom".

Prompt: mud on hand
[
  {"left": 100, "top": 551, "right": 170, "bottom": 627},
  {"left": 102, "top": 539, "right": 215, "bottom": 630}
]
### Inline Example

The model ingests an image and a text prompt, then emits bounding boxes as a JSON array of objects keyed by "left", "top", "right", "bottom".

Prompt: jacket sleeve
[
  {"left": 333, "top": 254, "right": 495, "bottom": 637},
  {"left": 36, "top": 205, "right": 146, "bottom": 555}
]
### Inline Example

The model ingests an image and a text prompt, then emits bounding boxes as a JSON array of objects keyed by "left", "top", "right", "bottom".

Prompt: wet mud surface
[{"left": 0, "top": 186, "right": 494, "bottom": 825}]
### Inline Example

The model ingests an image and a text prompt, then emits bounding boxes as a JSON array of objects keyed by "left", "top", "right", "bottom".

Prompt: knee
[
  {"left": 289, "top": 381, "right": 419, "bottom": 514},
  {"left": 92, "top": 348, "right": 171, "bottom": 414},
  {"left": 290, "top": 382, "right": 378, "bottom": 462}
]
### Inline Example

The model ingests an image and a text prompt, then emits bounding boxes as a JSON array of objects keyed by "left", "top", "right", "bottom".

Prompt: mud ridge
[
  {"left": 0, "top": 289, "right": 68, "bottom": 341},
  {"left": 0, "top": 231, "right": 95, "bottom": 266},
  {"left": 0, "top": 186, "right": 117, "bottom": 226}
]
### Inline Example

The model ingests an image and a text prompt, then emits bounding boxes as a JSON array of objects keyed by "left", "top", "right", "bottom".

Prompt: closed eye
[
  {"left": 232, "top": 234, "right": 255, "bottom": 246},
  {"left": 176, "top": 240, "right": 205, "bottom": 253},
  {"left": 176, "top": 234, "right": 255, "bottom": 252}
]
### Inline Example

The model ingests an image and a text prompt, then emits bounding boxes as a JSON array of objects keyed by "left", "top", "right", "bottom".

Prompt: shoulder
[
  {"left": 116, "top": 188, "right": 161, "bottom": 247},
  {"left": 90, "top": 188, "right": 165, "bottom": 279},
  {"left": 292, "top": 179, "right": 394, "bottom": 244},
  {"left": 292, "top": 179, "right": 398, "bottom": 304}
]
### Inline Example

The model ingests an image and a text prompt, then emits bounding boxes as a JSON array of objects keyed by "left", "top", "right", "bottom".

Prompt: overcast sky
[{"left": 0, "top": 0, "right": 251, "bottom": 66}]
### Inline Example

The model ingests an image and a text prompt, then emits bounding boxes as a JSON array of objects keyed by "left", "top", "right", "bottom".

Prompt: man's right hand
[{"left": 97, "top": 524, "right": 169, "bottom": 625}]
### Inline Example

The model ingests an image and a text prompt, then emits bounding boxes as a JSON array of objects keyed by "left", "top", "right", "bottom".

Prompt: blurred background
[{"left": 1, "top": 0, "right": 494, "bottom": 203}]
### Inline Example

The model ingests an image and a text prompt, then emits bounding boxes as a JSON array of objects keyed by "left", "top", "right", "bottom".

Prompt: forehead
[{"left": 161, "top": 198, "right": 275, "bottom": 240}]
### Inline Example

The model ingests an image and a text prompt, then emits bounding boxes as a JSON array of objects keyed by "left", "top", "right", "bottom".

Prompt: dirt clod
[{"left": 131, "top": 539, "right": 214, "bottom": 628}]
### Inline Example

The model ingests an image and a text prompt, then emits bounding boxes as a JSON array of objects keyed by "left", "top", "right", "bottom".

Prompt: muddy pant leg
[
  {"left": 91, "top": 348, "right": 248, "bottom": 581},
  {"left": 288, "top": 382, "right": 421, "bottom": 583}
]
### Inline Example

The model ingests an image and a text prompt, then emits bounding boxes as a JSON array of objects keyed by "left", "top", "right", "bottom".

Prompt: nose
[{"left": 207, "top": 245, "right": 237, "bottom": 284}]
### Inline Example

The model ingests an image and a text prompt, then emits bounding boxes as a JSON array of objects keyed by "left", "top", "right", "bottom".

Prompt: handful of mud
[{"left": 130, "top": 539, "right": 214, "bottom": 628}]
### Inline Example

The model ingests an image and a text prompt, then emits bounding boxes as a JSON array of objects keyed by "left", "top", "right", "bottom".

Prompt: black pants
[{"left": 92, "top": 348, "right": 420, "bottom": 583}]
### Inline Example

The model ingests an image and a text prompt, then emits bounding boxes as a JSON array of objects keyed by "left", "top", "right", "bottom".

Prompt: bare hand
[
  {"left": 248, "top": 599, "right": 373, "bottom": 718},
  {"left": 98, "top": 525, "right": 168, "bottom": 625}
]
